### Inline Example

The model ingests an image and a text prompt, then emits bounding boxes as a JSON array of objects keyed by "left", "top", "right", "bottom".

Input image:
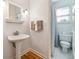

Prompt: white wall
[
  {"left": 30, "top": 0, "right": 51, "bottom": 59},
  {"left": 57, "top": 23, "right": 75, "bottom": 34},
  {"left": 3, "top": 0, "right": 30, "bottom": 59}
]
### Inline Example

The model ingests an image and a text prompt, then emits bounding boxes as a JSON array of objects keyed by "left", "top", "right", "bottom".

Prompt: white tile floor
[{"left": 52, "top": 47, "right": 74, "bottom": 59}]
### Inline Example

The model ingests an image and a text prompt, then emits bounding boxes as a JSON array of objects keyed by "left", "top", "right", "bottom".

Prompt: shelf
[{"left": 6, "top": 20, "right": 24, "bottom": 24}]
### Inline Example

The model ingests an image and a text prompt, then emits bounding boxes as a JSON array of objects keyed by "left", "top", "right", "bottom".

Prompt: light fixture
[
  {"left": 21, "top": 9, "right": 28, "bottom": 20},
  {"left": 23, "top": 9, "right": 28, "bottom": 16}
]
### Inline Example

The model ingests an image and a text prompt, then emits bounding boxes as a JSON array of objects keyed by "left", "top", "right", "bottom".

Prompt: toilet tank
[{"left": 59, "top": 34, "right": 72, "bottom": 42}]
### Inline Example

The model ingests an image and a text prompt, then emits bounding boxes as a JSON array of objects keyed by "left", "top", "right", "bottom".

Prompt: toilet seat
[
  {"left": 60, "top": 41, "right": 70, "bottom": 45},
  {"left": 60, "top": 41, "right": 70, "bottom": 48}
]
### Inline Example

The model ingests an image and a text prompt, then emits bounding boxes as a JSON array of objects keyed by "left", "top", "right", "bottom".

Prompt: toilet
[
  {"left": 60, "top": 33, "right": 72, "bottom": 52},
  {"left": 60, "top": 41, "right": 71, "bottom": 52}
]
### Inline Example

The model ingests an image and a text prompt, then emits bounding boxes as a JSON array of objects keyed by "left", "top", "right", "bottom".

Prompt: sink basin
[{"left": 8, "top": 34, "right": 30, "bottom": 42}]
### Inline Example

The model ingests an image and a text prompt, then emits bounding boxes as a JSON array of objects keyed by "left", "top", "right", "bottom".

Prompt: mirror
[
  {"left": 9, "top": 3, "right": 21, "bottom": 21},
  {"left": 6, "top": 2, "right": 28, "bottom": 23}
]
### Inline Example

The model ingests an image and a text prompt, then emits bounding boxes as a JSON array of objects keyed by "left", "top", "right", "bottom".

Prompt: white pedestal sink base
[{"left": 16, "top": 41, "right": 22, "bottom": 59}]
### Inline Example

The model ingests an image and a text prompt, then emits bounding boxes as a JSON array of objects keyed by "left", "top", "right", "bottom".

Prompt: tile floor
[{"left": 52, "top": 47, "right": 74, "bottom": 59}]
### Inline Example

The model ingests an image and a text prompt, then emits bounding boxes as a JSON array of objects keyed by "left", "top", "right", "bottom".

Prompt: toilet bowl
[
  {"left": 60, "top": 41, "right": 71, "bottom": 52},
  {"left": 59, "top": 33, "right": 72, "bottom": 52}
]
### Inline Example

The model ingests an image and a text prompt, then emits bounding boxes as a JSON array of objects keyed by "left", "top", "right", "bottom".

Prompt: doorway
[{"left": 51, "top": 0, "right": 75, "bottom": 59}]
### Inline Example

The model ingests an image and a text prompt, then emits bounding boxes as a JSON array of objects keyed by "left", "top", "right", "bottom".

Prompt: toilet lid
[{"left": 60, "top": 41, "right": 70, "bottom": 45}]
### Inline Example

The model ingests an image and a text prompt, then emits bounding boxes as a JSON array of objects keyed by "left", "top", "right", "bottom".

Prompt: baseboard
[
  {"left": 11, "top": 57, "right": 16, "bottom": 59},
  {"left": 20, "top": 48, "right": 47, "bottom": 59}
]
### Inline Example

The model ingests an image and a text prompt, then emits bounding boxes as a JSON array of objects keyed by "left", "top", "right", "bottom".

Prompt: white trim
[
  {"left": 6, "top": 20, "right": 24, "bottom": 24},
  {"left": 8, "top": 1, "right": 22, "bottom": 9},
  {"left": 20, "top": 48, "right": 47, "bottom": 59}
]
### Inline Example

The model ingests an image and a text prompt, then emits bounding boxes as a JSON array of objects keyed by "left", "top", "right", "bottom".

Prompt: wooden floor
[{"left": 21, "top": 51, "right": 43, "bottom": 59}]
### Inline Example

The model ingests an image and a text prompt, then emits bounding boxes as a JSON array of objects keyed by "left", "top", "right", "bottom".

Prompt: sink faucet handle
[{"left": 13, "top": 30, "right": 19, "bottom": 35}]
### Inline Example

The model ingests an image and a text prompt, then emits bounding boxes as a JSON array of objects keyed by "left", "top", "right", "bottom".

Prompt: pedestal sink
[{"left": 8, "top": 34, "right": 30, "bottom": 59}]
